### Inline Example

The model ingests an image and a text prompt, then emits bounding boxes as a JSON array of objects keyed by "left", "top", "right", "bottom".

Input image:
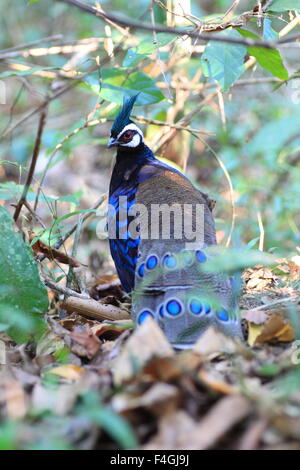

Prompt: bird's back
[{"left": 132, "top": 167, "right": 243, "bottom": 347}]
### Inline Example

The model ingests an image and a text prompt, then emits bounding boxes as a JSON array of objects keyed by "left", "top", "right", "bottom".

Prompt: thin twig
[
  {"left": 13, "top": 109, "right": 47, "bottom": 222},
  {"left": 194, "top": 133, "right": 236, "bottom": 248},
  {"left": 132, "top": 114, "right": 214, "bottom": 135},
  {"left": 39, "top": 194, "right": 107, "bottom": 262},
  {"left": 42, "top": 275, "right": 89, "bottom": 299},
  {"left": 251, "top": 295, "right": 299, "bottom": 311},
  {"left": 65, "top": 213, "right": 84, "bottom": 292},
  {"left": 22, "top": 200, "right": 46, "bottom": 229},
  {"left": 0, "top": 35, "right": 63, "bottom": 55}
]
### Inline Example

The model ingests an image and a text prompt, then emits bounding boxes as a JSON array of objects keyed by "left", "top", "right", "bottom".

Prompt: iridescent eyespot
[
  {"left": 146, "top": 255, "right": 158, "bottom": 270},
  {"left": 166, "top": 299, "right": 182, "bottom": 316},
  {"left": 162, "top": 254, "right": 177, "bottom": 269},
  {"left": 138, "top": 263, "right": 145, "bottom": 277},
  {"left": 159, "top": 305, "right": 164, "bottom": 318},
  {"left": 189, "top": 299, "right": 203, "bottom": 315},
  {"left": 204, "top": 303, "right": 211, "bottom": 314},
  {"left": 196, "top": 250, "right": 207, "bottom": 263},
  {"left": 216, "top": 308, "right": 229, "bottom": 322},
  {"left": 138, "top": 310, "right": 154, "bottom": 324}
]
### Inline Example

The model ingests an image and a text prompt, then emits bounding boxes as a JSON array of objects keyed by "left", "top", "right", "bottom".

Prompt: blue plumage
[{"left": 107, "top": 94, "right": 243, "bottom": 347}]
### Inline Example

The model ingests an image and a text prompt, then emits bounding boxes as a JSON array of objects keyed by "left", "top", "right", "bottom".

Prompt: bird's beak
[{"left": 107, "top": 137, "right": 118, "bottom": 148}]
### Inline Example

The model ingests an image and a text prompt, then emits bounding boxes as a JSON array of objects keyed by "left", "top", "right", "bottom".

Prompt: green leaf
[
  {"left": 76, "top": 392, "right": 137, "bottom": 449},
  {"left": 51, "top": 209, "right": 96, "bottom": 230},
  {"left": 270, "top": 0, "right": 300, "bottom": 12},
  {"left": 0, "top": 206, "right": 48, "bottom": 342},
  {"left": 202, "top": 247, "right": 276, "bottom": 275},
  {"left": 263, "top": 18, "right": 278, "bottom": 40},
  {"left": 200, "top": 29, "right": 247, "bottom": 91},
  {"left": 238, "top": 29, "right": 288, "bottom": 80},
  {"left": 85, "top": 68, "right": 165, "bottom": 104},
  {"left": 123, "top": 34, "right": 174, "bottom": 67}
]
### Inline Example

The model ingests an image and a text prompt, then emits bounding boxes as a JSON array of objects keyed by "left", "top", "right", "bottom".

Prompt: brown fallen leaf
[
  {"left": 143, "top": 352, "right": 203, "bottom": 382},
  {"left": 112, "top": 317, "right": 174, "bottom": 385},
  {"left": 253, "top": 314, "right": 294, "bottom": 345},
  {"left": 198, "top": 367, "right": 238, "bottom": 395},
  {"left": 70, "top": 327, "right": 101, "bottom": 359},
  {"left": 4, "top": 378, "right": 27, "bottom": 419},
  {"left": 89, "top": 274, "right": 124, "bottom": 301},
  {"left": 91, "top": 319, "right": 134, "bottom": 338},
  {"left": 193, "top": 326, "right": 238, "bottom": 356},
  {"left": 144, "top": 395, "right": 251, "bottom": 450},
  {"left": 29, "top": 231, "right": 81, "bottom": 267},
  {"left": 47, "top": 364, "right": 84, "bottom": 380},
  {"left": 112, "top": 382, "right": 179, "bottom": 416}
]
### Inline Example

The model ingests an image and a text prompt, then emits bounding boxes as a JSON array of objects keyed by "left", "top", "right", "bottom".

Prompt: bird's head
[{"left": 107, "top": 94, "right": 144, "bottom": 149}]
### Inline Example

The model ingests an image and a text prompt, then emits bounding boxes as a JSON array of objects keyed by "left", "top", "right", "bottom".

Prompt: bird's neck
[
  {"left": 109, "top": 143, "right": 154, "bottom": 195},
  {"left": 116, "top": 142, "right": 154, "bottom": 164}
]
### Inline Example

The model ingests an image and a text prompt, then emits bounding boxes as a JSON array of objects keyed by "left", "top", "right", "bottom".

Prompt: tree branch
[
  {"left": 56, "top": 0, "right": 300, "bottom": 49},
  {"left": 13, "top": 109, "right": 47, "bottom": 222}
]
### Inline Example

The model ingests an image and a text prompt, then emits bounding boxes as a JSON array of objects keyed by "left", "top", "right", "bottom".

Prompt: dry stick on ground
[
  {"left": 42, "top": 276, "right": 130, "bottom": 321},
  {"left": 61, "top": 297, "right": 131, "bottom": 321},
  {"left": 56, "top": 0, "right": 300, "bottom": 48},
  {"left": 13, "top": 109, "right": 47, "bottom": 222}
]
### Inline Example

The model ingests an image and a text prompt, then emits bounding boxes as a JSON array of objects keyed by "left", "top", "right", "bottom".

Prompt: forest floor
[{"left": 1, "top": 256, "right": 300, "bottom": 450}]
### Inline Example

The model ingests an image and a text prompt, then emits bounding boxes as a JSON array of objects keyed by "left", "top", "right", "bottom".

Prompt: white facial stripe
[
  {"left": 117, "top": 123, "right": 144, "bottom": 142},
  {"left": 121, "top": 133, "right": 141, "bottom": 147}
]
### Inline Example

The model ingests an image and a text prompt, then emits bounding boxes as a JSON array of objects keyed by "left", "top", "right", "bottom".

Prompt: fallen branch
[
  {"left": 42, "top": 275, "right": 130, "bottom": 321},
  {"left": 61, "top": 296, "right": 131, "bottom": 322}
]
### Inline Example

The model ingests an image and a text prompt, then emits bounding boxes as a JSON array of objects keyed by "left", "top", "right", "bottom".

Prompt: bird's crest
[{"left": 110, "top": 93, "right": 139, "bottom": 138}]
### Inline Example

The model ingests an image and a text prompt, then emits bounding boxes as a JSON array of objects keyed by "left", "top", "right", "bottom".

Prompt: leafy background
[{"left": 0, "top": 0, "right": 300, "bottom": 451}]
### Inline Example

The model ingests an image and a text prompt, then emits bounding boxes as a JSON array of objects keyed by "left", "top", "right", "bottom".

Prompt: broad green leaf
[
  {"left": 123, "top": 34, "right": 173, "bottom": 67},
  {"left": 270, "top": 0, "right": 300, "bottom": 11},
  {"left": 200, "top": 29, "right": 247, "bottom": 90},
  {"left": 238, "top": 29, "right": 288, "bottom": 80},
  {"left": 0, "top": 206, "right": 48, "bottom": 342},
  {"left": 85, "top": 68, "right": 165, "bottom": 104},
  {"left": 263, "top": 18, "right": 278, "bottom": 40}
]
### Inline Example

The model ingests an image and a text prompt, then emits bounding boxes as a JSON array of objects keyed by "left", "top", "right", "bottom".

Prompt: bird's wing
[{"left": 132, "top": 168, "right": 243, "bottom": 347}]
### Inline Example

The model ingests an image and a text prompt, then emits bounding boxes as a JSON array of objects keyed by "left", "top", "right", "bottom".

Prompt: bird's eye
[{"left": 120, "top": 130, "right": 135, "bottom": 143}]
